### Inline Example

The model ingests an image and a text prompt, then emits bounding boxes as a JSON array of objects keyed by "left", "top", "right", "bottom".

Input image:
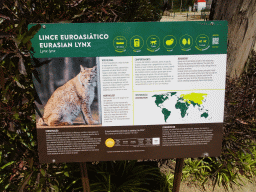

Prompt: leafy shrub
[{"left": 87, "top": 160, "right": 168, "bottom": 192}]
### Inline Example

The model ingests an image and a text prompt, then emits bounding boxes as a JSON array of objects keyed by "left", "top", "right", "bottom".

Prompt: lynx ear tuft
[{"left": 80, "top": 65, "right": 86, "bottom": 72}]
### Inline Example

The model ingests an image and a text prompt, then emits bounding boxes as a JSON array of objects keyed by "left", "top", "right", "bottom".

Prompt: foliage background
[{"left": 1, "top": 0, "right": 256, "bottom": 191}]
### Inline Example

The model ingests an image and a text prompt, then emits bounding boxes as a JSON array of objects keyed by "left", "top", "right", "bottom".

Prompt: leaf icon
[{"left": 182, "top": 38, "right": 187, "bottom": 46}]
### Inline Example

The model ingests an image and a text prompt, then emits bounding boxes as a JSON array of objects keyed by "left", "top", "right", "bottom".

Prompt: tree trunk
[
  {"left": 180, "top": 0, "right": 183, "bottom": 13},
  {"left": 209, "top": 0, "right": 256, "bottom": 78}
]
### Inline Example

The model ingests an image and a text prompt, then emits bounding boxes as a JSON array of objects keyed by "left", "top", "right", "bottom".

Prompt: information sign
[{"left": 30, "top": 21, "right": 228, "bottom": 163}]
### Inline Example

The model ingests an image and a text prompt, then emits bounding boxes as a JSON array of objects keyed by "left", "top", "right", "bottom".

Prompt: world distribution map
[{"left": 152, "top": 92, "right": 209, "bottom": 122}]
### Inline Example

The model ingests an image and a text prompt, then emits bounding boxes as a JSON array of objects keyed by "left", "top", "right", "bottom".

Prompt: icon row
[{"left": 113, "top": 34, "right": 215, "bottom": 53}]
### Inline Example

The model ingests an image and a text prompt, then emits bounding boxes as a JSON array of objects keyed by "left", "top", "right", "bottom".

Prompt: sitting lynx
[{"left": 38, "top": 65, "right": 98, "bottom": 126}]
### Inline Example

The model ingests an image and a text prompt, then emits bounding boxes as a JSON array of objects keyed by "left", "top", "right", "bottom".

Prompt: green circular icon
[
  {"left": 130, "top": 35, "right": 144, "bottom": 52},
  {"left": 179, "top": 34, "right": 193, "bottom": 51},
  {"left": 163, "top": 35, "right": 177, "bottom": 51},
  {"left": 113, "top": 36, "right": 127, "bottom": 53},
  {"left": 146, "top": 35, "right": 160, "bottom": 52},
  {"left": 195, "top": 34, "right": 210, "bottom": 51}
]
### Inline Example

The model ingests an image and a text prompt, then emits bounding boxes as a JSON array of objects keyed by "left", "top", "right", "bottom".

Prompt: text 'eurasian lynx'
[{"left": 38, "top": 65, "right": 98, "bottom": 126}]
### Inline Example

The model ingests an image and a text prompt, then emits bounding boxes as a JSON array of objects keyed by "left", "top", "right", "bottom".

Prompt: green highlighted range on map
[{"left": 152, "top": 92, "right": 209, "bottom": 122}]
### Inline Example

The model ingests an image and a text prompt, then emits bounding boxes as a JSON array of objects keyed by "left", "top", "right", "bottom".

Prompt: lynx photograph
[{"left": 34, "top": 57, "right": 101, "bottom": 127}]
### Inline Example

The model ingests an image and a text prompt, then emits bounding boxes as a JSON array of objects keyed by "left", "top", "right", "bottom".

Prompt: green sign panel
[
  {"left": 29, "top": 21, "right": 227, "bottom": 58},
  {"left": 31, "top": 21, "right": 228, "bottom": 163}
]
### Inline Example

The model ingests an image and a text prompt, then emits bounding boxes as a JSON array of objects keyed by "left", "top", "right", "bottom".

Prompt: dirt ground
[
  {"left": 180, "top": 177, "right": 256, "bottom": 192},
  {"left": 160, "top": 11, "right": 207, "bottom": 22}
]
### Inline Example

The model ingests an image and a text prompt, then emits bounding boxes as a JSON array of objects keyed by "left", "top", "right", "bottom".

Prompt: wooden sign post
[
  {"left": 172, "top": 158, "right": 184, "bottom": 192},
  {"left": 80, "top": 162, "right": 91, "bottom": 192}
]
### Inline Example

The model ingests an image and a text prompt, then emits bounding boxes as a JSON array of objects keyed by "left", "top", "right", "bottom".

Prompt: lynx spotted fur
[{"left": 38, "top": 65, "right": 97, "bottom": 126}]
